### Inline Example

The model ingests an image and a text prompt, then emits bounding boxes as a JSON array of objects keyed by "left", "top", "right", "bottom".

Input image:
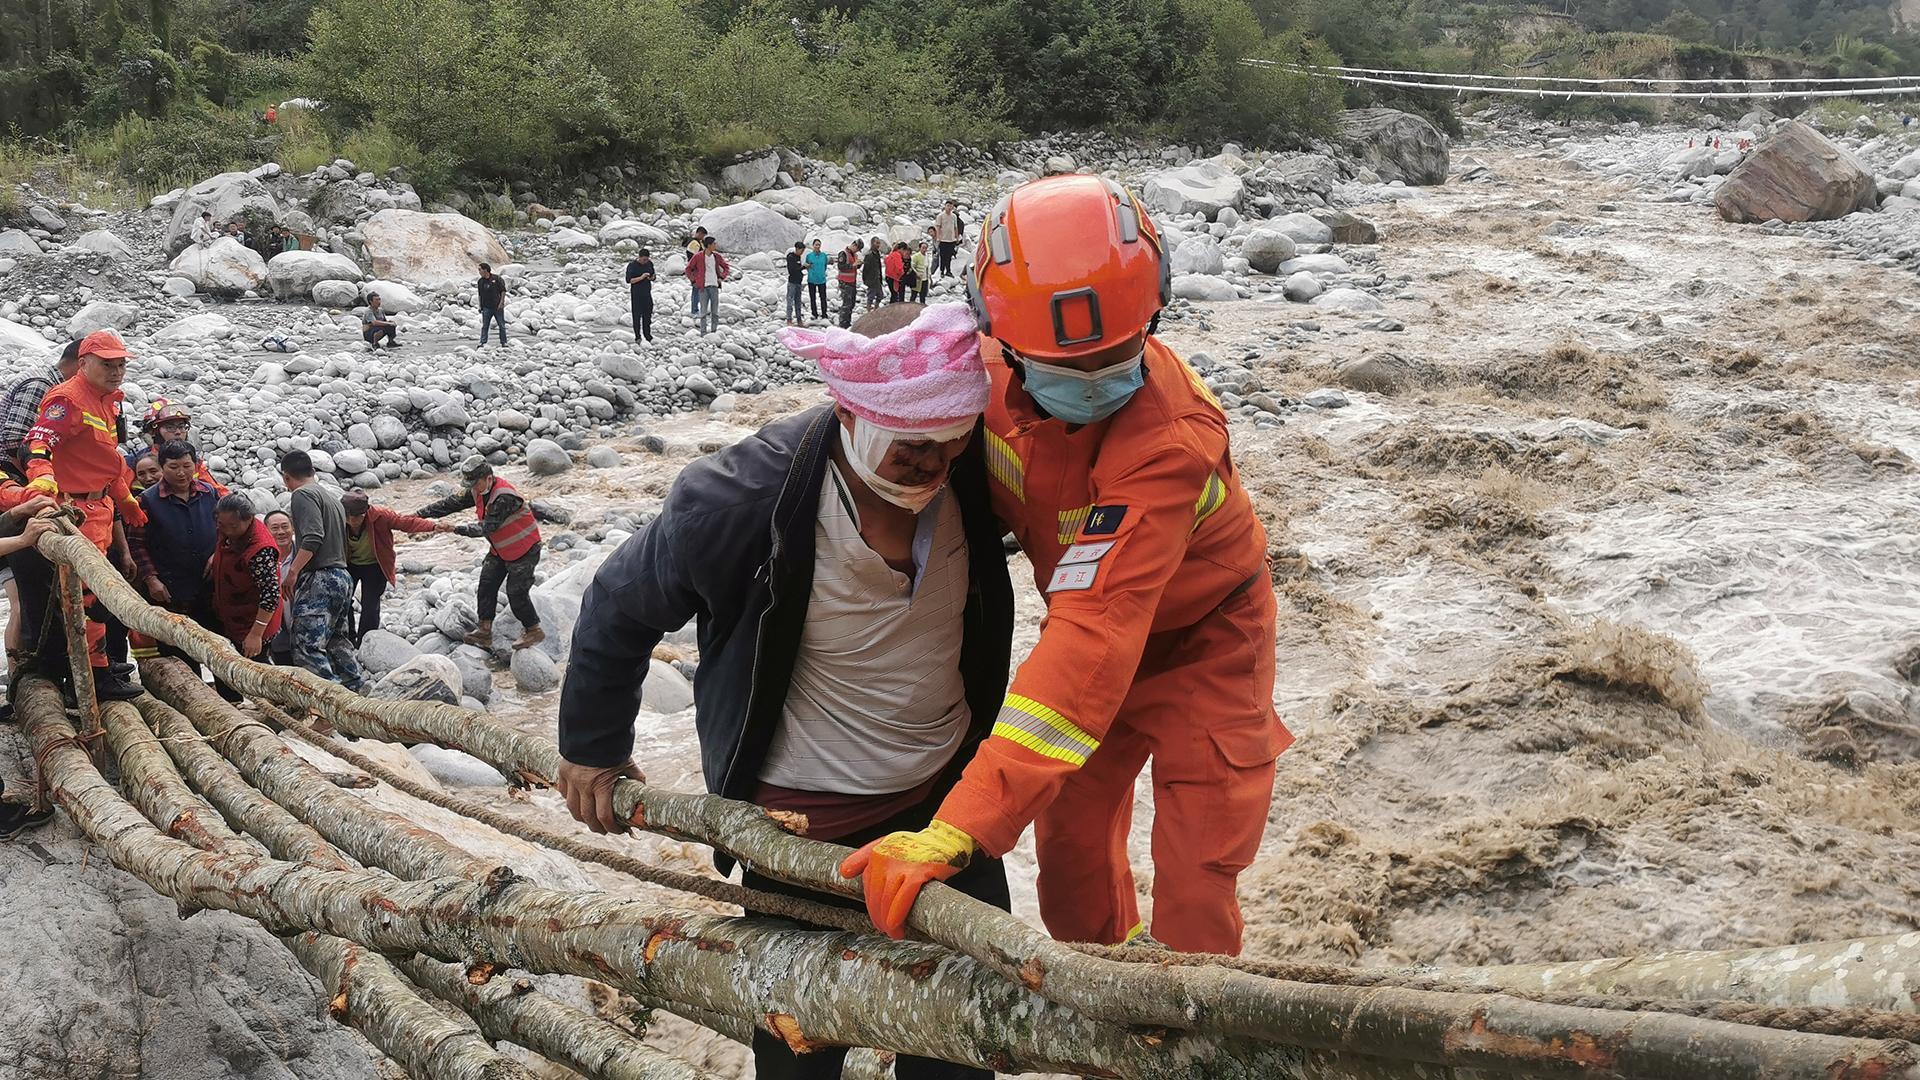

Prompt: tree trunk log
[
  {"left": 1466, "top": 936, "right": 1920, "bottom": 1015},
  {"left": 38, "top": 533, "right": 1920, "bottom": 1080},
  {"left": 399, "top": 956, "right": 724, "bottom": 1080}
]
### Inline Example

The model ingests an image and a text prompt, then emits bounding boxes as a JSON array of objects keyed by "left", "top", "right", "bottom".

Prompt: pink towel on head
[{"left": 779, "top": 303, "right": 988, "bottom": 433}]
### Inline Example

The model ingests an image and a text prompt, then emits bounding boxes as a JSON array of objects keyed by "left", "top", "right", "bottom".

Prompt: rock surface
[
  {"left": 1714, "top": 121, "right": 1878, "bottom": 224},
  {"left": 696, "top": 201, "right": 807, "bottom": 254},
  {"left": 169, "top": 237, "right": 267, "bottom": 294},
  {"left": 1142, "top": 161, "right": 1245, "bottom": 220},
  {"left": 266, "top": 250, "right": 362, "bottom": 300},
  {"left": 360, "top": 210, "right": 509, "bottom": 287},
  {"left": 1336, "top": 108, "right": 1450, "bottom": 186}
]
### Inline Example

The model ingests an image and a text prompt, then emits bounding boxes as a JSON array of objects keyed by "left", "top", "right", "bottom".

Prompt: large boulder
[
  {"left": 67, "top": 229, "right": 135, "bottom": 259},
  {"left": 265, "top": 249, "right": 362, "bottom": 299},
  {"left": 1713, "top": 120, "right": 1877, "bottom": 224},
  {"left": 1312, "top": 209, "right": 1379, "bottom": 245},
  {"left": 1171, "top": 236, "right": 1225, "bottom": 276},
  {"left": 0, "top": 318, "right": 54, "bottom": 355},
  {"left": 312, "top": 279, "right": 361, "bottom": 308},
  {"left": 167, "top": 237, "right": 266, "bottom": 294},
  {"left": 1888, "top": 151, "right": 1920, "bottom": 181},
  {"left": 1667, "top": 146, "right": 1719, "bottom": 180},
  {"left": 1172, "top": 274, "right": 1240, "bottom": 302},
  {"left": 697, "top": 201, "right": 807, "bottom": 254},
  {"left": 719, "top": 152, "right": 781, "bottom": 194},
  {"left": 1335, "top": 108, "right": 1449, "bottom": 186},
  {"left": 598, "top": 219, "right": 671, "bottom": 246},
  {"left": 1268, "top": 212, "right": 1334, "bottom": 246},
  {"left": 371, "top": 654, "right": 464, "bottom": 705},
  {"left": 66, "top": 300, "right": 137, "bottom": 338},
  {"left": 363, "top": 279, "right": 426, "bottom": 313},
  {"left": 358, "top": 628, "right": 420, "bottom": 676},
  {"left": 1242, "top": 229, "right": 1298, "bottom": 275},
  {"left": 360, "top": 209, "right": 509, "bottom": 287},
  {"left": 162, "top": 172, "right": 283, "bottom": 256},
  {"left": 753, "top": 186, "right": 831, "bottom": 221},
  {"left": 1142, "top": 162, "right": 1244, "bottom": 221},
  {"left": 0, "top": 229, "right": 42, "bottom": 256},
  {"left": 151, "top": 312, "right": 236, "bottom": 343}
]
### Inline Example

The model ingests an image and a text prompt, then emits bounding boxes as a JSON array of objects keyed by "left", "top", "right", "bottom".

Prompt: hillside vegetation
[{"left": 1, "top": 0, "right": 1915, "bottom": 196}]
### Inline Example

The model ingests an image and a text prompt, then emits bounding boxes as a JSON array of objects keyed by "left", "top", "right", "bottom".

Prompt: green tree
[{"left": 1654, "top": 10, "right": 1713, "bottom": 43}]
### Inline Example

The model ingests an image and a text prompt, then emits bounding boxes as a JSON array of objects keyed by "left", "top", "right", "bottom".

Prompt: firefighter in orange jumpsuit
[
  {"left": 841, "top": 175, "right": 1292, "bottom": 954},
  {"left": 25, "top": 330, "right": 148, "bottom": 701}
]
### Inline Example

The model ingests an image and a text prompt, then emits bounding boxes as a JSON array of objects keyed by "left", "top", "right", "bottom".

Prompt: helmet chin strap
[{"left": 1147, "top": 310, "right": 1162, "bottom": 337}]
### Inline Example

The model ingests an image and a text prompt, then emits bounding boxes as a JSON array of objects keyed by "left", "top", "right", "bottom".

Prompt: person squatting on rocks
[
  {"left": 279, "top": 450, "right": 367, "bottom": 692},
  {"left": 685, "top": 236, "right": 731, "bottom": 336},
  {"left": 476, "top": 263, "right": 509, "bottom": 347},
  {"left": 341, "top": 491, "right": 439, "bottom": 643},
  {"left": 24, "top": 330, "right": 150, "bottom": 702},
  {"left": 555, "top": 301, "right": 1013, "bottom": 1080},
  {"left": 804, "top": 238, "right": 830, "bottom": 322},
  {"left": 836, "top": 239, "right": 862, "bottom": 328},
  {"left": 785, "top": 241, "right": 807, "bottom": 326},
  {"left": 361, "top": 293, "right": 400, "bottom": 350},
  {"left": 415, "top": 456, "right": 544, "bottom": 652},
  {"left": 839, "top": 175, "right": 1290, "bottom": 955},
  {"left": 624, "top": 248, "right": 655, "bottom": 343}
]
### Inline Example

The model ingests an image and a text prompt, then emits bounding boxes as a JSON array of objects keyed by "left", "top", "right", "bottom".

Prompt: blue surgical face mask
[{"left": 1018, "top": 351, "right": 1146, "bottom": 425}]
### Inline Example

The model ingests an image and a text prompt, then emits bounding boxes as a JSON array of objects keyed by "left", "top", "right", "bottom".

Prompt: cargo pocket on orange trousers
[{"left": 1206, "top": 582, "right": 1289, "bottom": 769}]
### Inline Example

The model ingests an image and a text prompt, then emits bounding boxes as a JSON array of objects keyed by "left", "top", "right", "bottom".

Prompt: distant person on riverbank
[
  {"left": 837, "top": 240, "right": 862, "bottom": 328},
  {"left": 934, "top": 200, "right": 962, "bottom": 277},
  {"left": 685, "top": 227, "right": 709, "bottom": 318},
  {"left": 685, "top": 236, "right": 730, "bottom": 335},
  {"left": 862, "top": 236, "right": 884, "bottom": 310},
  {"left": 785, "top": 241, "right": 806, "bottom": 326},
  {"left": 804, "top": 238, "right": 830, "bottom": 322},
  {"left": 190, "top": 212, "right": 216, "bottom": 248},
  {"left": 625, "top": 248, "right": 655, "bottom": 343},
  {"left": 361, "top": 294, "right": 399, "bottom": 350},
  {"left": 912, "top": 240, "right": 931, "bottom": 303},
  {"left": 884, "top": 242, "right": 908, "bottom": 303},
  {"left": 477, "top": 263, "right": 508, "bottom": 347}
]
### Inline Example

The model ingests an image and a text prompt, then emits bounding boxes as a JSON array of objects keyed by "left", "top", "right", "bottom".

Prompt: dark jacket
[
  {"left": 131, "top": 478, "right": 221, "bottom": 608},
  {"left": 557, "top": 406, "right": 1014, "bottom": 802},
  {"left": 861, "top": 246, "right": 883, "bottom": 286},
  {"left": 476, "top": 274, "right": 506, "bottom": 311}
]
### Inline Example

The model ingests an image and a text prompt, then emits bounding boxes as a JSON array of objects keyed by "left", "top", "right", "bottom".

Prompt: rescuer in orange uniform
[
  {"left": 25, "top": 330, "right": 148, "bottom": 701},
  {"left": 841, "top": 175, "right": 1291, "bottom": 954}
]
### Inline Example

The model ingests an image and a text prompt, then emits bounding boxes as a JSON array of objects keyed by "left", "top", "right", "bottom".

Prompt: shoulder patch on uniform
[
  {"left": 1081, "top": 505, "right": 1127, "bottom": 536},
  {"left": 44, "top": 402, "right": 67, "bottom": 421}
]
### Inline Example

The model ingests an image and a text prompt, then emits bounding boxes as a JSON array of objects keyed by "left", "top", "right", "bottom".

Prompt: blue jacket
[
  {"left": 557, "top": 406, "right": 1014, "bottom": 801},
  {"left": 135, "top": 479, "right": 221, "bottom": 608}
]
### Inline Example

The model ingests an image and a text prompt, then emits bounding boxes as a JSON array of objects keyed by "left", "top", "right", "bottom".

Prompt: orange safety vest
[
  {"left": 28, "top": 375, "right": 131, "bottom": 495},
  {"left": 937, "top": 336, "right": 1291, "bottom": 855},
  {"left": 476, "top": 477, "right": 540, "bottom": 561}
]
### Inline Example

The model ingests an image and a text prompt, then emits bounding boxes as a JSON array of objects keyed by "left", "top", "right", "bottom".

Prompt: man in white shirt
[
  {"left": 189, "top": 212, "right": 216, "bottom": 248},
  {"left": 556, "top": 302, "right": 1010, "bottom": 1080}
]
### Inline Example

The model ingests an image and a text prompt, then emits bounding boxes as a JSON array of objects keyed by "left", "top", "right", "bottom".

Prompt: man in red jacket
[
  {"left": 341, "top": 491, "right": 439, "bottom": 642},
  {"left": 684, "top": 235, "right": 730, "bottom": 336}
]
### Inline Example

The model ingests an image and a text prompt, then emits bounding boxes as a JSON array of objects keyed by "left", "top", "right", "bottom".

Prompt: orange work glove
[{"left": 837, "top": 819, "right": 975, "bottom": 939}]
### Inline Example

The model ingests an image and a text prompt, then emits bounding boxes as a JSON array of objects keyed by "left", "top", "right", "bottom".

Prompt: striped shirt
[
  {"left": 759, "top": 464, "right": 971, "bottom": 794},
  {"left": 0, "top": 365, "right": 61, "bottom": 455}
]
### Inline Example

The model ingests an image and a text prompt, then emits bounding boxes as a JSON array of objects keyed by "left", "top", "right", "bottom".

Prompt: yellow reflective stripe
[
  {"left": 985, "top": 430, "right": 1025, "bottom": 503},
  {"left": 81, "top": 412, "right": 111, "bottom": 431},
  {"left": 1180, "top": 359, "right": 1221, "bottom": 409},
  {"left": 993, "top": 694, "right": 1099, "bottom": 766},
  {"left": 1192, "top": 471, "right": 1226, "bottom": 532},
  {"left": 1056, "top": 504, "right": 1092, "bottom": 545},
  {"left": 1123, "top": 921, "right": 1149, "bottom": 943}
]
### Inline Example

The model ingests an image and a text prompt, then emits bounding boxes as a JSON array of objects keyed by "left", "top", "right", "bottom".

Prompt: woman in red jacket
[
  {"left": 884, "top": 242, "right": 909, "bottom": 303},
  {"left": 341, "top": 491, "right": 441, "bottom": 642}
]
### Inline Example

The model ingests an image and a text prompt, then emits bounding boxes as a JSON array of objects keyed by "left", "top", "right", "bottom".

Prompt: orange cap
[
  {"left": 77, "top": 330, "right": 132, "bottom": 360},
  {"left": 967, "top": 175, "right": 1170, "bottom": 362}
]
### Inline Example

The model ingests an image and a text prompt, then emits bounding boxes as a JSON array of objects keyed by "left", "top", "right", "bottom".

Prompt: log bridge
[{"left": 14, "top": 522, "right": 1920, "bottom": 1080}]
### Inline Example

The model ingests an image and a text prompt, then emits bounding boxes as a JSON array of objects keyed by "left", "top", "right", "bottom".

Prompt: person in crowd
[
  {"left": 933, "top": 200, "right": 962, "bottom": 277},
  {"left": 341, "top": 491, "right": 439, "bottom": 643},
  {"left": 129, "top": 442, "right": 221, "bottom": 653},
  {"left": 361, "top": 293, "right": 400, "bottom": 350},
  {"left": 624, "top": 248, "right": 655, "bottom": 343},
  {"left": 554, "top": 303, "right": 1012, "bottom": 1080},
  {"left": 190, "top": 212, "right": 217, "bottom": 248},
  {"left": 884, "top": 242, "right": 908, "bottom": 304},
  {"left": 911, "top": 239, "right": 932, "bottom": 303},
  {"left": 23, "top": 330, "right": 147, "bottom": 702},
  {"left": 126, "top": 399, "right": 224, "bottom": 493},
  {"left": 804, "top": 239, "right": 830, "bottom": 322},
  {"left": 862, "top": 236, "right": 885, "bottom": 310},
  {"left": 0, "top": 340, "right": 80, "bottom": 464},
  {"left": 837, "top": 176, "right": 1289, "bottom": 956},
  {"left": 784, "top": 241, "right": 807, "bottom": 326},
  {"left": 836, "top": 240, "right": 863, "bottom": 329},
  {"left": 684, "top": 236, "right": 730, "bottom": 336},
  {"left": 206, "top": 493, "right": 283, "bottom": 699},
  {"left": 0, "top": 510, "right": 60, "bottom": 839},
  {"left": 264, "top": 509, "right": 297, "bottom": 666},
  {"left": 685, "top": 226, "right": 709, "bottom": 318},
  {"left": 477, "top": 263, "right": 509, "bottom": 347},
  {"left": 279, "top": 451, "right": 366, "bottom": 692},
  {"left": 130, "top": 455, "right": 160, "bottom": 497},
  {"left": 415, "top": 457, "right": 544, "bottom": 652}
]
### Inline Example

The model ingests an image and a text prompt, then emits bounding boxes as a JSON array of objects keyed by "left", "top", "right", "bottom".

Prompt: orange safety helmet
[
  {"left": 142, "top": 397, "right": 192, "bottom": 431},
  {"left": 967, "top": 174, "right": 1171, "bottom": 362}
]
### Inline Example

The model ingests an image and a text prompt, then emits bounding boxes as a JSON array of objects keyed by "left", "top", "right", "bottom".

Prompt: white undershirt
[{"left": 759, "top": 464, "right": 971, "bottom": 794}]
